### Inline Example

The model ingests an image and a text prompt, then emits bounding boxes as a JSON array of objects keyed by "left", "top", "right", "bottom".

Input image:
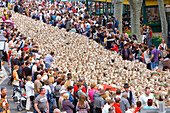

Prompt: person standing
[
  {"left": 62, "top": 93, "right": 74, "bottom": 113},
  {"left": 121, "top": 44, "right": 132, "bottom": 60},
  {"left": 112, "top": 97, "right": 122, "bottom": 113},
  {"left": 139, "top": 87, "right": 155, "bottom": 107},
  {"left": 122, "top": 83, "right": 135, "bottom": 107},
  {"left": 147, "top": 27, "right": 152, "bottom": 49},
  {"left": 34, "top": 74, "right": 42, "bottom": 97},
  {"left": 0, "top": 87, "right": 10, "bottom": 113},
  {"left": 93, "top": 89, "right": 105, "bottom": 113},
  {"left": 66, "top": 86, "right": 74, "bottom": 104},
  {"left": 25, "top": 76, "right": 34, "bottom": 113},
  {"left": 12, "top": 65, "right": 20, "bottom": 96},
  {"left": 34, "top": 88, "right": 49, "bottom": 113},
  {"left": 120, "top": 93, "right": 131, "bottom": 113},
  {"left": 158, "top": 40, "right": 167, "bottom": 51},
  {"left": 45, "top": 51, "right": 54, "bottom": 69},
  {"left": 76, "top": 95, "right": 90, "bottom": 113},
  {"left": 150, "top": 45, "right": 160, "bottom": 70}
]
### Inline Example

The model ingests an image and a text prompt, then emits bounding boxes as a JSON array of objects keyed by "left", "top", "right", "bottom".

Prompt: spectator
[
  {"left": 120, "top": 92, "right": 131, "bottom": 113},
  {"left": 121, "top": 44, "right": 132, "bottom": 60},
  {"left": 143, "top": 99, "right": 156, "bottom": 109},
  {"left": 66, "top": 86, "right": 74, "bottom": 103},
  {"left": 112, "top": 97, "right": 122, "bottom": 113},
  {"left": 25, "top": 76, "right": 34, "bottom": 113},
  {"left": 150, "top": 45, "right": 160, "bottom": 70},
  {"left": 76, "top": 95, "right": 90, "bottom": 113},
  {"left": 62, "top": 93, "right": 74, "bottom": 113},
  {"left": 45, "top": 51, "right": 54, "bottom": 69},
  {"left": 102, "top": 99, "right": 115, "bottom": 113},
  {"left": 139, "top": 87, "right": 155, "bottom": 107},
  {"left": 77, "top": 82, "right": 88, "bottom": 98},
  {"left": 122, "top": 83, "right": 135, "bottom": 107},
  {"left": 12, "top": 65, "right": 20, "bottom": 96},
  {"left": 0, "top": 87, "right": 9, "bottom": 113},
  {"left": 34, "top": 74, "right": 42, "bottom": 97},
  {"left": 93, "top": 89, "right": 105, "bottom": 113},
  {"left": 34, "top": 88, "right": 49, "bottom": 113},
  {"left": 134, "top": 101, "right": 142, "bottom": 113}
]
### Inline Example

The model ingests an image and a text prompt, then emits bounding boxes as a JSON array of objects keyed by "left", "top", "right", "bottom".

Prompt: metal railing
[{"left": 140, "top": 103, "right": 170, "bottom": 113}]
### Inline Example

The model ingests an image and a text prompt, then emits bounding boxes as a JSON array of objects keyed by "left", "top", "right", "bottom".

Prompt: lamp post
[
  {"left": 165, "top": 5, "right": 170, "bottom": 48},
  {"left": 0, "top": 34, "right": 6, "bottom": 71}
]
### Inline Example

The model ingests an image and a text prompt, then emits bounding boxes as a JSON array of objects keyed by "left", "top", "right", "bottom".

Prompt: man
[
  {"left": 34, "top": 88, "right": 49, "bottom": 113},
  {"left": 0, "top": 87, "right": 9, "bottom": 112},
  {"left": 77, "top": 82, "right": 88, "bottom": 98},
  {"left": 66, "top": 86, "right": 74, "bottom": 103},
  {"left": 23, "top": 61, "right": 32, "bottom": 78},
  {"left": 121, "top": 44, "right": 131, "bottom": 60},
  {"left": 122, "top": 83, "right": 135, "bottom": 107},
  {"left": 34, "top": 74, "right": 42, "bottom": 97},
  {"left": 0, "top": 87, "right": 7, "bottom": 100},
  {"left": 139, "top": 87, "right": 155, "bottom": 107},
  {"left": 112, "top": 97, "right": 122, "bottom": 113},
  {"left": 114, "top": 18, "right": 119, "bottom": 30},
  {"left": 45, "top": 51, "right": 54, "bottom": 69},
  {"left": 150, "top": 45, "right": 160, "bottom": 70},
  {"left": 93, "top": 89, "right": 105, "bottom": 113},
  {"left": 120, "top": 92, "right": 131, "bottom": 113},
  {"left": 143, "top": 99, "right": 156, "bottom": 109}
]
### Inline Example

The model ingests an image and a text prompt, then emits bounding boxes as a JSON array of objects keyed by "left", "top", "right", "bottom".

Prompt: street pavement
[{"left": 0, "top": 63, "right": 27, "bottom": 113}]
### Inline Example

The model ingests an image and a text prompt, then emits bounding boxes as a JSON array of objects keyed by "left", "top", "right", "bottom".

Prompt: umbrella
[
  {"left": 98, "top": 84, "right": 116, "bottom": 92},
  {"left": 4, "top": 19, "right": 14, "bottom": 24},
  {"left": 4, "top": 19, "right": 14, "bottom": 28}
]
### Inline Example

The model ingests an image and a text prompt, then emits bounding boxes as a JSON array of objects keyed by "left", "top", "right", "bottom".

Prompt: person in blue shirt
[
  {"left": 45, "top": 51, "right": 54, "bottom": 69},
  {"left": 144, "top": 99, "right": 156, "bottom": 109},
  {"left": 66, "top": 86, "right": 74, "bottom": 103}
]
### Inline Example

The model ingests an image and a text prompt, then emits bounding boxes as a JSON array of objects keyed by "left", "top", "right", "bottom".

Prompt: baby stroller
[{"left": 12, "top": 86, "right": 27, "bottom": 111}]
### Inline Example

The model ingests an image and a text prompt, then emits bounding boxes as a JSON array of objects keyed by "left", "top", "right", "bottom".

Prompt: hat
[
  {"left": 123, "top": 83, "right": 130, "bottom": 88},
  {"left": 97, "top": 89, "right": 105, "bottom": 95}
]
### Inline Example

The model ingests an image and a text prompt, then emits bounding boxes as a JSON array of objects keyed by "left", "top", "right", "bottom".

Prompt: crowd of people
[
  {"left": 0, "top": 0, "right": 169, "bottom": 113},
  {"left": 12, "top": 0, "right": 170, "bottom": 70}
]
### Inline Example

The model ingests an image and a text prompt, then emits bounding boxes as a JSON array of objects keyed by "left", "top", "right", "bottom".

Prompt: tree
[
  {"left": 157, "top": 0, "right": 168, "bottom": 43},
  {"left": 112, "top": 0, "right": 123, "bottom": 33},
  {"left": 128, "top": 0, "right": 143, "bottom": 42}
]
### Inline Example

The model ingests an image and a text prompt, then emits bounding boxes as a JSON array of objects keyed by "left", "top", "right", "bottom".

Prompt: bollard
[{"left": 159, "top": 102, "right": 165, "bottom": 113}]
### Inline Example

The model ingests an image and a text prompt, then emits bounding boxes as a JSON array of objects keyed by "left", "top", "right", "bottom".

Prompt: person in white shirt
[
  {"left": 102, "top": 99, "right": 115, "bottom": 113},
  {"left": 25, "top": 76, "right": 34, "bottom": 113},
  {"left": 139, "top": 87, "right": 155, "bottom": 107}
]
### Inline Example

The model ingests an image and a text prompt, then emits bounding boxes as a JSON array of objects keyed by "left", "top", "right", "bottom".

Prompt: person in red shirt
[
  {"left": 111, "top": 42, "right": 119, "bottom": 52},
  {"left": 134, "top": 101, "right": 141, "bottom": 113},
  {"left": 112, "top": 97, "right": 122, "bottom": 113},
  {"left": 23, "top": 44, "right": 29, "bottom": 51}
]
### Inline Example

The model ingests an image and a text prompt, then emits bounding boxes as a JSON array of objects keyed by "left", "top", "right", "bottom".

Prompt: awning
[{"left": 145, "top": 0, "right": 170, "bottom": 6}]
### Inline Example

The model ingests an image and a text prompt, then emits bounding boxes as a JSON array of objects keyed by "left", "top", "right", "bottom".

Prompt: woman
[
  {"left": 25, "top": 76, "right": 34, "bottom": 113},
  {"left": 76, "top": 95, "right": 90, "bottom": 113},
  {"left": 62, "top": 93, "right": 74, "bottom": 113},
  {"left": 148, "top": 27, "right": 152, "bottom": 49},
  {"left": 158, "top": 40, "right": 167, "bottom": 51},
  {"left": 64, "top": 74, "right": 72, "bottom": 88},
  {"left": 12, "top": 65, "right": 20, "bottom": 96}
]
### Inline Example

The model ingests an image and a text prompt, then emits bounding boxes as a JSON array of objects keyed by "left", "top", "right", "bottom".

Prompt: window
[{"left": 146, "top": 7, "right": 160, "bottom": 22}]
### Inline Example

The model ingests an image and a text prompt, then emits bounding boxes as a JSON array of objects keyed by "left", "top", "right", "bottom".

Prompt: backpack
[{"left": 54, "top": 85, "right": 61, "bottom": 98}]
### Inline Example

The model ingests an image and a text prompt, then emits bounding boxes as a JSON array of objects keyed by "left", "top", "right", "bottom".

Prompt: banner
[{"left": 8, "top": 0, "right": 15, "bottom": 10}]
